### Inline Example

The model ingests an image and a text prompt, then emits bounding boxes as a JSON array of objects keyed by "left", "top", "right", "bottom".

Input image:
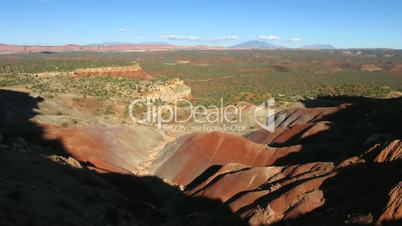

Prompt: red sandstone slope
[
  {"left": 42, "top": 124, "right": 169, "bottom": 174},
  {"left": 150, "top": 106, "right": 344, "bottom": 186},
  {"left": 150, "top": 131, "right": 301, "bottom": 185},
  {"left": 182, "top": 137, "right": 401, "bottom": 225},
  {"left": 179, "top": 98, "right": 402, "bottom": 226},
  {"left": 147, "top": 98, "right": 401, "bottom": 225}
]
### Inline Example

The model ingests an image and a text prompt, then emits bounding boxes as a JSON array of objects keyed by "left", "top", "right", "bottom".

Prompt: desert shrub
[{"left": 104, "top": 105, "right": 114, "bottom": 115}]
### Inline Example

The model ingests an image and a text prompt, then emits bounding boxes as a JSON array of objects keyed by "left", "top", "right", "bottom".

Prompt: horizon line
[{"left": 1, "top": 41, "right": 401, "bottom": 50}]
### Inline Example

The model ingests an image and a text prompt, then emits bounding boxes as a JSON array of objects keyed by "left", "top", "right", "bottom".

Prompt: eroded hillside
[{"left": 1, "top": 88, "right": 401, "bottom": 225}]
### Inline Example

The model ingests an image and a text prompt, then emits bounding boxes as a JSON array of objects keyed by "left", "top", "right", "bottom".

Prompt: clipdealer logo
[{"left": 128, "top": 98, "right": 276, "bottom": 132}]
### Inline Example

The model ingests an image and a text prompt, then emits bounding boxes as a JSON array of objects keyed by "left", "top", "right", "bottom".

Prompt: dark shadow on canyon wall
[
  {"left": 274, "top": 159, "right": 402, "bottom": 226},
  {"left": 267, "top": 96, "right": 402, "bottom": 225},
  {"left": 274, "top": 95, "right": 402, "bottom": 166},
  {"left": 0, "top": 89, "right": 247, "bottom": 226},
  {"left": 185, "top": 165, "right": 223, "bottom": 191}
]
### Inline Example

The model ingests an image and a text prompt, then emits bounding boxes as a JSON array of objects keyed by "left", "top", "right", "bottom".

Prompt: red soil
[
  {"left": 154, "top": 131, "right": 301, "bottom": 185},
  {"left": 43, "top": 125, "right": 131, "bottom": 174}
]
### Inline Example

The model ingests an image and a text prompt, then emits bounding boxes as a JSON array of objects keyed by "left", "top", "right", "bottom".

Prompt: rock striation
[{"left": 74, "top": 64, "right": 150, "bottom": 79}]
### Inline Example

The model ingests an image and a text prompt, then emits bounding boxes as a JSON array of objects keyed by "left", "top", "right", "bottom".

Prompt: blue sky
[{"left": 1, "top": 0, "right": 401, "bottom": 48}]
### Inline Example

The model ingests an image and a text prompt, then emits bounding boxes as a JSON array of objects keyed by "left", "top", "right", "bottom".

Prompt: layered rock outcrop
[
  {"left": 140, "top": 79, "right": 191, "bottom": 103},
  {"left": 149, "top": 131, "right": 301, "bottom": 185},
  {"left": 74, "top": 64, "right": 150, "bottom": 79}
]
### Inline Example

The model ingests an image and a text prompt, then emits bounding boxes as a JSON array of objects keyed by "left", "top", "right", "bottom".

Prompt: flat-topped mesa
[
  {"left": 24, "top": 63, "right": 151, "bottom": 79},
  {"left": 25, "top": 71, "right": 74, "bottom": 78},
  {"left": 141, "top": 78, "right": 191, "bottom": 103},
  {"left": 73, "top": 64, "right": 150, "bottom": 79},
  {"left": 361, "top": 64, "right": 383, "bottom": 72}
]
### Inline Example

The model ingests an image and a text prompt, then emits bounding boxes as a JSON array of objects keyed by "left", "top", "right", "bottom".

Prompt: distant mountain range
[
  {"left": 230, "top": 41, "right": 336, "bottom": 50},
  {"left": 0, "top": 41, "right": 337, "bottom": 54},
  {"left": 300, "top": 44, "right": 336, "bottom": 50},
  {"left": 0, "top": 43, "right": 223, "bottom": 54},
  {"left": 230, "top": 40, "right": 286, "bottom": 49},
  {"left": 87, "top": 42, "right": 172, "bottom": 46}
]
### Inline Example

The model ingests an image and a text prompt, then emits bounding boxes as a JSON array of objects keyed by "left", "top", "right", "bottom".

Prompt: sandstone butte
[
  {"left": 25, "top": 63, "right": 151, "bottom": 79},
  {"left": 73, "top": 64, "right": 151, "bottom": 79}
]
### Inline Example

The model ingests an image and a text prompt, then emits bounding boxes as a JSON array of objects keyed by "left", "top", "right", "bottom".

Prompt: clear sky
[{"left": 1, "top": 0, "right": 401, "bottom": 48}]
